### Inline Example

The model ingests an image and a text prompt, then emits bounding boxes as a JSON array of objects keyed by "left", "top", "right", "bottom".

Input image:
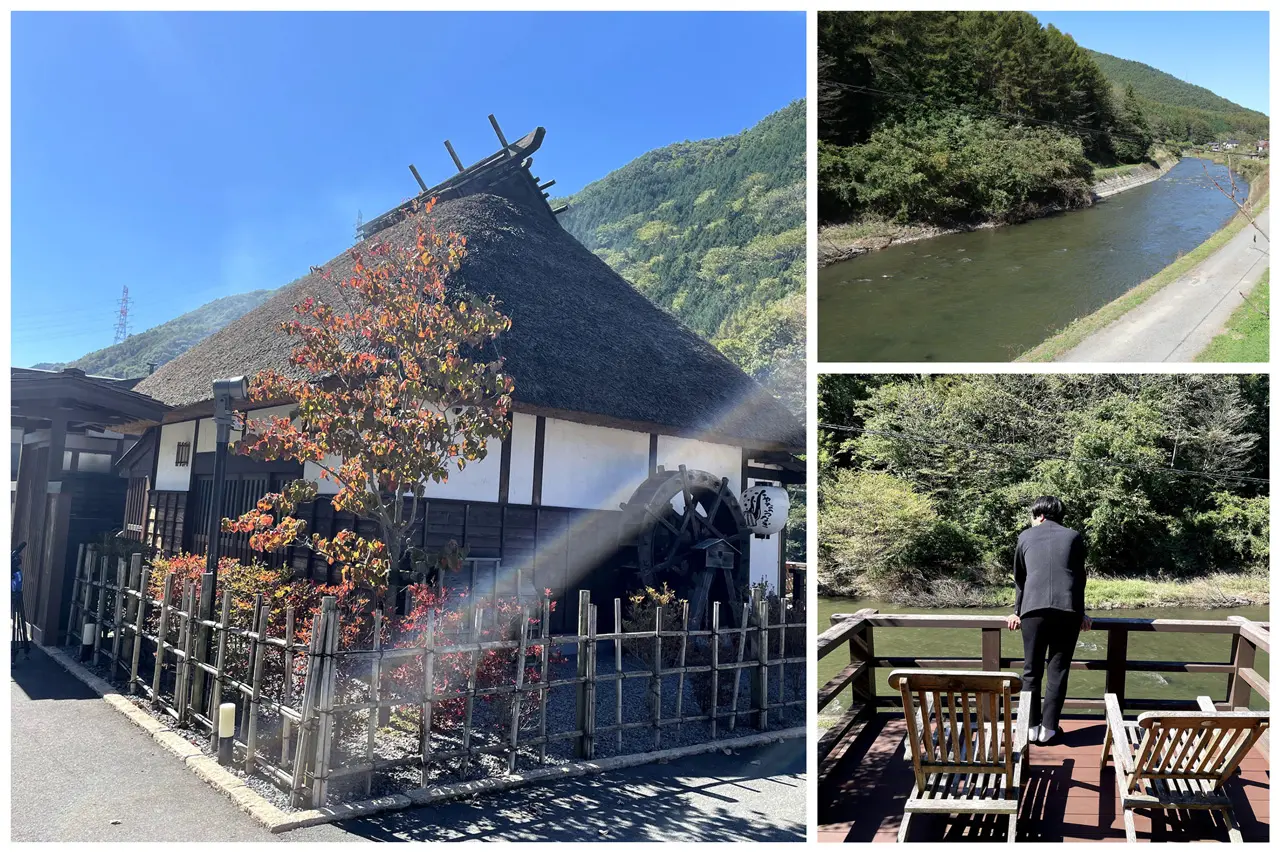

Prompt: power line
[{"left": 818, "top": 421, "right": 1269, "bottom": 486}]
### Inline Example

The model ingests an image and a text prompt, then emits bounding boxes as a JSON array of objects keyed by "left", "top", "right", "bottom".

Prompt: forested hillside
[
  {"left": 33, "top": 290, "right": 274, "bottom": 379},
  {"left": 818, "top": 374, "right": 1269, "bottom": 602},
  {"left": 818, "top": 12, "right": 1149, "bottom": 226},
  {"left": 554, "top": 102, "right": 805, "bottom": 413},
  {"left": 1086, "top": 49, "right": 1269, "bottom": 142}
]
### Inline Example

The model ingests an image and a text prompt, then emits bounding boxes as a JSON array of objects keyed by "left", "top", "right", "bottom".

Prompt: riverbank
[
  {"left": 818, "top": 155, "right": 1179, "bottom": 269},
  {"left": 1020, "top": 161, "right": 1269, "bottom": 362},
  {"left": 820, "top": 573, "right": 1269, "bottom": 610}
]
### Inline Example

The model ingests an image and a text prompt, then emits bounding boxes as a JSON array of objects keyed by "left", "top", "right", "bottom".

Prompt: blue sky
[
  {"left": 1034, "top": 12, "right": 1270, "bottom": 114},
  {"left": 11, "top": 11, "right": 805, "bottom": 367}
]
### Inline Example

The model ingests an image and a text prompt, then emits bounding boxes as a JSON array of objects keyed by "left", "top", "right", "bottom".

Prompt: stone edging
[{"left": 42, "top": 645, "right": 806, "bottom": 834}]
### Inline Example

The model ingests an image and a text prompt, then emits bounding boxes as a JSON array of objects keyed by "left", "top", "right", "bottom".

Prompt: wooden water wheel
[{"left": 618, "top": 465, "right": 750, "bottom": 629}]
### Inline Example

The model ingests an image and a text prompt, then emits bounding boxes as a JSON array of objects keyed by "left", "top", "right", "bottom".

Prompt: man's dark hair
[{"left": 1031, "top": 495, "right": 1065, "bottom": 522}]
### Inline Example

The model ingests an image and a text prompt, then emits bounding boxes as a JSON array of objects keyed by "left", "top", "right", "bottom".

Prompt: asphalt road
[
  {"left": 1062, "top": 208, "right": 1270, "bottom": 362},
  {"left": 11, "top": 646, "right": 805, "bottom": 842}
]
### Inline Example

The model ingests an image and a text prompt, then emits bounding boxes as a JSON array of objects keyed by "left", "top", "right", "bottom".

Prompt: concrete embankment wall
[{"left": 1092, "top": 158, "right": 1179, "bottom": 199}]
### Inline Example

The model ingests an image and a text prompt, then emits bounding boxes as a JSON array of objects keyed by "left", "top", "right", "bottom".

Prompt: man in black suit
[{"left": 1004, "top": 496, "right": 1091, "bottom": 745}]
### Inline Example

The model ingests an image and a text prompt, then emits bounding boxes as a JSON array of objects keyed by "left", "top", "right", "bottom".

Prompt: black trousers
[{"left": 1020, "top": 609, "right": 1081, "bottom": 731}]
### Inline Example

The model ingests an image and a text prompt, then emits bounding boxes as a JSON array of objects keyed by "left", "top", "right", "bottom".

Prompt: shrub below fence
[{"left": 65, "top": 544, "right": 807, "bottom": 809}]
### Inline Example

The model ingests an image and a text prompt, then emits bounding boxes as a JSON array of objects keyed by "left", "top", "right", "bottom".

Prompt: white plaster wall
[
  {"left": 655, "top": 436, "right": 742, "bottom": 491},
  {"left": 540, "top": 418, "right": 650, "bottom": 510},
  {"left": 422, "top": 438, "right": 502, "bottom": 502},
  {"left": 507, "top": 413, "right": 538, "bottom": 505},
  {"left": 303, "top": 453, "right": 344, "bottom": 496},
  {"left": 155, "top": 420, "right": 197, "bottom": 491}
]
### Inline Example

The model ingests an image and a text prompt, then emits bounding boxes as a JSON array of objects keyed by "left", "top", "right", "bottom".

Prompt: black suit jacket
[{"left": 1014, "top": 520, "right": 1086, "bottom": 616}]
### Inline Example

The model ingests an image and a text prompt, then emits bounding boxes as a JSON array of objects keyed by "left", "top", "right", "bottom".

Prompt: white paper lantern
[{"left": 742, "top": 485, "right": 789, "bottom": 537}]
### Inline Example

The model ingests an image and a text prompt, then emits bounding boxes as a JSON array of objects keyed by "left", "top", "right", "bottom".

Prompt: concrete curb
[{"left": 41, "top": 645, "right": 807, "bottom": 833}]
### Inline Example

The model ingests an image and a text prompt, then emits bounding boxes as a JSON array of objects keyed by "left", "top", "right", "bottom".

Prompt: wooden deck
[{"left": 818, "top": 714, "right": 1270, "bottom": 843}]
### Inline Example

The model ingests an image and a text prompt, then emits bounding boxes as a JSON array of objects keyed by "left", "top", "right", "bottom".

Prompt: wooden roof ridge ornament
[{"left": 358, "top": 115, "right": 565, "bottom": 241}]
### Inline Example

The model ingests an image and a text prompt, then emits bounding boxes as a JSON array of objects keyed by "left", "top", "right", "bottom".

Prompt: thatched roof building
[{"left": 134, "top": 191, "right": 800, "bottom": 450}]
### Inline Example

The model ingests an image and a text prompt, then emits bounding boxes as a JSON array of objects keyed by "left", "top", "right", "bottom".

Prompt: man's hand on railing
[
  {"left": 1081, "top": 614, "right": 1092, "bottom": 632},
  {"left": 1005, "top": 613, "right": 1021, "bottom": 631}
]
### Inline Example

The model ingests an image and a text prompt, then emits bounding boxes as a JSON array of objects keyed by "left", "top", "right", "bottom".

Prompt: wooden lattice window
[{"left": 175, "top": 441, "right": 191, "bottom": 467}]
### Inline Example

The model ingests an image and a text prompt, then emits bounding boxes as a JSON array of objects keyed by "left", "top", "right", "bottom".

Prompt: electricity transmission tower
[{"left": 113, "top": 284, "right": 132, "bottom": 344}]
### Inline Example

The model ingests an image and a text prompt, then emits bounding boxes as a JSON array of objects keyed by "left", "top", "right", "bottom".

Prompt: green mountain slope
[
  {"left": 553, "top": 101, "right": 806, "bottom": 413},
  {"left": 1086, "top": 49, "right": 1268, "bottom": 142},
  {"left": 33, "top": 290, "right": 274, "bottom": 379}
]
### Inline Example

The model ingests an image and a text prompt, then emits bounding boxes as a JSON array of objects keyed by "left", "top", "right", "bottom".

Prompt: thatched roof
[{"left": 133, "top": 193, "right": 801, "bottom": 450}]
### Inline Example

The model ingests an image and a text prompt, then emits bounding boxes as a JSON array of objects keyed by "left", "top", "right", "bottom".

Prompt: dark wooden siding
[{"left": 147, "top": 483, "right": 626, "bottom": 635}]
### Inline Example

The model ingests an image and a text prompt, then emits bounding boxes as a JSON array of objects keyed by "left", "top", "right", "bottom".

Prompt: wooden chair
[
  {"left": 889, "top": 669, "right": 1031, "bottom": 843},
  {"left": 1101, "top": 693, "right": 1269, "bottom": 842}
]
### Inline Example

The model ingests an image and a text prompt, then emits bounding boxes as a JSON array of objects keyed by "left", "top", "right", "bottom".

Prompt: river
[
  {"left": 817, "top": 158, "right": 1247, "bottom": 362},
  {"left": 818, "top": 597, "right": 1269, "bottom": 715}
]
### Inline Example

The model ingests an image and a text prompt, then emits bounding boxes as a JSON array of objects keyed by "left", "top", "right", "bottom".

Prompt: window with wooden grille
[{"left": 175, "top": 441, "right": 191, "bottom": 467}]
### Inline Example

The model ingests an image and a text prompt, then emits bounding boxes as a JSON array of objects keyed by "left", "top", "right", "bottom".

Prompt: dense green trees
[
  {"left": 555, "top": 101, "right": 805, "bottom": 413},
  {"left": 1086, "top": 49, "right": 1269, "bottom": 144},
  {"left": 818, "top": 11, "right": 1267, "bottom": 227},
  {"left": 819, "top": 11, "right": 1133, "bottom": 225},
  {"left": 818, "top": 374, "right": 1269, "bottom": 599}
]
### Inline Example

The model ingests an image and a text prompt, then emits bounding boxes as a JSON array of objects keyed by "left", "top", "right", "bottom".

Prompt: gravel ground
[{"left": 82, "top": 636, "right": 805, "bottom": 810}]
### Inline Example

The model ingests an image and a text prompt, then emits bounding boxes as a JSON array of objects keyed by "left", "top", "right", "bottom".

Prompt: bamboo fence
[{"left": 65, "top": 544, "right": 807, "bottom": 809}]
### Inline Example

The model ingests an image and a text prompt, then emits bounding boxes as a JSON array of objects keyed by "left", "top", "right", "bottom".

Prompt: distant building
[
  {"left": 1258, "top": 139, "right": 1269, "bottom": 154},
  {"left": 1224, "top": 139, "right": 1240, "bottom": 150}
]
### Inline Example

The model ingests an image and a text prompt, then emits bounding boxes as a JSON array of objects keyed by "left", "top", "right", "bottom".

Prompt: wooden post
[
  {"left": 67, "top": 543, "right": 86, "bottom": 647},
  {"left": 675, "top": 600, "right": 689, "bottom": 731},
  {"left": 190, "top": 572, "right": 215, "bottom": 718},
  {"left": 311, "top": 597, "right": 340, "bottom": 808},
  {"left": 92, "top": 557, "right": 108, "bottom": 664},
  {"left": 129, "top": 565, "right": 150, "bottom": 694},
  {"left": 177, "top": 582, "right": 198, "bottom": 725},
  {"left": 848, "top": 608, "right": 879, "bottom": 712},
  {"left": 507, "top": 606, "right": 529, "bottom": 772},
  {"left": 290, "top": 602, "right": 327, "bottom": 807},
  {"left": 777, "top": 596, "right": 787, "bottom": 723},
  {"left": 244, "top": 595, "right": 268, "bottom": 772},
  {"left": 1228, "top": 626, "right": 1258, "bottom": 709},
  {"left": 1106, "top": 627, "right": 1129, "bottom": 710},
  {"left": 729, "top": 601, "right": 750, "bottom": 731},
  {"left": 982, "top": 627, "right": 1002, "bottom": 672},
  {"left": 282, "top": 605, "right": 297, "bottom": 770},
  {"left": 110, "top": 558, "right": 127, "bottom": 680},
  {"left": 210, "top": 589, "right": 232, "bottom": 754},
  {"left": 537, "top": 595, "right": 550, "bottom": 766},
  {"left": 585, "top": 604, "right": 598, "bottom": 759},
  {"left": 614, "top": 598, "right": 623, "bottom": 752},
  {"left": 151, "top": 574, "right": 174, "bottom": 706},
  {"left": 76, "top": 546, "right": 96, "bottom": 647},
  {"left": 364, "top": 608, "right": 382, "bottom": 796},
  {"left": 461, "top": 606, "right": 481, "bottom": 771},
  {"left": 710, "top": 602, "right": 721, "bottom": 738},
  {"left": 420, "top": 608, "right": 436, "bottom": 783},
  {"left": 575, "top": 590, "right": 592, "bottom": 758},
  {"left": 755, "top": 594, "right": 770, "bottom": 730},
  {"left": 652, "top": 604, "right": 664, "bottom": 749}
]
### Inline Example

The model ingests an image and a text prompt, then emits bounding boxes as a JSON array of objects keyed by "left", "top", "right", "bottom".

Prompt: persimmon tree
[{"left": 224, "top": 198, "right": 514, "bottom": 613}]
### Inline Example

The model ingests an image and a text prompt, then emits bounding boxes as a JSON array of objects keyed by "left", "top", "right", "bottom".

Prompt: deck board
[{"left": 819, "top": 715, "right": 1269, "bottom": 842}]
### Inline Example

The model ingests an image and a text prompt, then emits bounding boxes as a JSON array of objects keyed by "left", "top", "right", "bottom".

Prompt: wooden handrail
[{"left": 820, "top": 610, "right": 1271, "bottom": 722}]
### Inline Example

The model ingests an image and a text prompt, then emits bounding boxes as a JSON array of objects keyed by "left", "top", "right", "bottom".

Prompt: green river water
[{"left": 819, "top": 598, "right": 1269, "bottom": 716}]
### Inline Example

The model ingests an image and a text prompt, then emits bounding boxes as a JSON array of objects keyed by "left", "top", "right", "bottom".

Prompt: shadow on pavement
[
  {"left": 10, "top": 646, "right": 99, "bottom": 701},
  {"left": 323, "top": 738, "right": 805, "bottom": 842}
]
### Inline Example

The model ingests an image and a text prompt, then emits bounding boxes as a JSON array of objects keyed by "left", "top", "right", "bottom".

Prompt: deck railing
[{"left": 817, "top": 609, "right": 1270, "bottom": 786}]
